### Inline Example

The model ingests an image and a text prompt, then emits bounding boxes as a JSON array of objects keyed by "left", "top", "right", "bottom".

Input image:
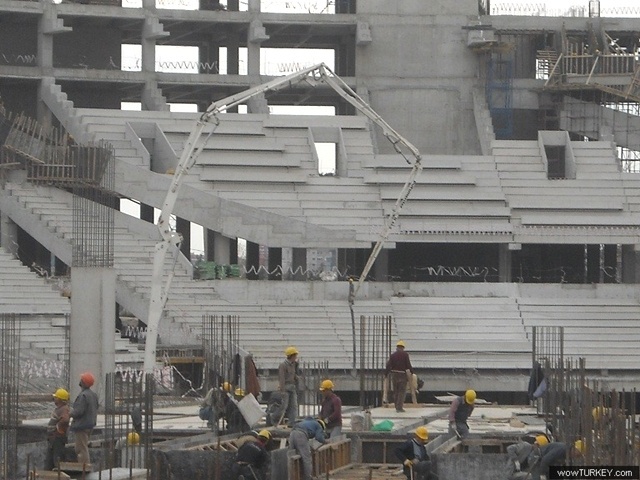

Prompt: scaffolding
[
  {"left": 359, "top": 314, "right": 392, "bottom": 409},
  {"left": 103, "top": 372, "right": 154, "bottom": 472}
]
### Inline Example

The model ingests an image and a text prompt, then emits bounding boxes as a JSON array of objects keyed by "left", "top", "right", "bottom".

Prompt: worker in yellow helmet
[
  {"left": 231, "top": 429, "right": 272, "bottom": 480},
  {"left": 385, "top": 340, "right": 414, "bottom": 413},
  {"left": 395, "top": 426, "right": 432, "bottom": 480},
  {"left": 318, "top": 379, "right": 343, "bottom": 438},
  {"left": 531, "top": 439, "right": 586, "bottom": 480},
  {"left": 448, "top": 389, "right": 476, "bottom": 438},
  {"left": 278, "top": 346, "right": 300, "bottom": 427},
  {"left": 45, "top": 388, "right": 70, "bottom": 470},
  {"left": 506, "top": 434, "right": 549, "bottom": 476}
]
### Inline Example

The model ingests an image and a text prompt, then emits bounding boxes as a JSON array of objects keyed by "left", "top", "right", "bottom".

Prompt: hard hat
[
  {"left": 80, "top": 372, "right": 95, "bottom": 388},
  {"left": 258, "top": 429, "right": 271, "bottom": 441},
  {"left": 592, "top": 406, "right": 609, "bottom": 421},
  {"left": 415, "top": 426, "right": 429, "bottom": 441},
  {"left": 52, "top": 388, "right": 70, "bottom": 401},
  {"left": 127, "top": 432, "right": 140, "bottom": 445},
  {"left": 574, "top": 439, "right": 586, "bottom": 454},
  {"left": 319, "top": 379, "right": 334, "bottom": 391},
  {"left": 534, "top": 435, "right": 549, "bottom": 447},
  {"left": 396, "top": 340, "right": 406, "bottom": 348},
  {"left": 221, "top": 381, "right": 232, "bottom": 392},
  {"left": 234, "top": 387, "right": 245, "bottom": 397},
  {"left": 464, "top": 389, "right": 476, "bottom": 404},
  {"left": 285, "top": 346, "right": 299, "bottom": 357},
  {"left": 317, "top": 419, "right": 326, "bottom": 430}
]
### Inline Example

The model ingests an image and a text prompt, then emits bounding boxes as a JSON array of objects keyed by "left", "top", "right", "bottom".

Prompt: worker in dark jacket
[
  {"left": 531, "top": 440, "right": 585, "bottom": 480},
  {"left": 232, "top": 429, "right": 271, "bottom": 480},
  {"left": 70, "top": 372, "right": 99, "bottom": 465},
  {"left": 318, "top": 379, "right": 342, "bottom": 438},
  {"left": 506, "top": 435, "right": 548, "bottom": 477},
  {"left": 385, "top": 340, "right": 414, "bottom": 412},
  {"left": 288, "top": 418, "right": 326, "bottom": 480},
  {"left": 46, "top": 388, "right": 71, "bottom": 470},
  {"left": 448, "top": 389, "right": 476, "bottom": 438},
  {"left": 395, "top": 426, "right": 433, "bottom": 480}
]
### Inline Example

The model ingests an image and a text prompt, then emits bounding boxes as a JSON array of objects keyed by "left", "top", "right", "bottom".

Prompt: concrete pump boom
[{"left": 143, "top": 63, "right": 422, "bottom": 373}]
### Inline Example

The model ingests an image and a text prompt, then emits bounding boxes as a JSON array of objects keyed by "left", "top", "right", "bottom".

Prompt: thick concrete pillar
[
  {"left": 499, "top": 244, "right": 514, "bottom": 282},
  {"left": 621, "top": 245, "right": 639, "bottom": 284},
  {"left": 0, "top": 212, "right": 18, "bottom": 256},
  {"left": 70, "top": 268, "right": 116, "bottom": 404},
  {"left": 205, "top": 230, "right": 232, "bottom": 265},
  {"left": 292, "top": 248, "right": 307, "bottom": 281}
]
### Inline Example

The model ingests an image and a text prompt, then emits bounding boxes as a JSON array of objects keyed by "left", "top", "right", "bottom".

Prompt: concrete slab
[{"left": 85, "top": 468, "right": 146, "bottom": 480}]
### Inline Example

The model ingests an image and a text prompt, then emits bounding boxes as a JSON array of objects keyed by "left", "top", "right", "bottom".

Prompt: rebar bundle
[
  {"left": 359, "top": 314, "right": 392, "bottom": 408},
  {"left": 0, "top": 314, "right": 20, "bottom": 480},
  {"left": 202, "top": 314, "right": 241, "bottom": 390}
]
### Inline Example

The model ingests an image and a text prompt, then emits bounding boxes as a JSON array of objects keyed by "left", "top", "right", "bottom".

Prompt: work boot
[{"left": 396, "top": 408, "right": 405, "bottom": 413}]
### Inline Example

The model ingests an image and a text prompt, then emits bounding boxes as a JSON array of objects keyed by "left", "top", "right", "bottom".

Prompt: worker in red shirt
[
  {"left": 318, "top": 379, "right": 342, "bottom": 438},
  {"left": 385, "top": 340, "right": 414, "bottom": 412}
]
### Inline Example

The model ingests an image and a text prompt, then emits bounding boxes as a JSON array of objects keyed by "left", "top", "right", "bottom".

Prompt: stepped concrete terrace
[{"left": 0, "top": 246, "right": 142, "bottom": 366}]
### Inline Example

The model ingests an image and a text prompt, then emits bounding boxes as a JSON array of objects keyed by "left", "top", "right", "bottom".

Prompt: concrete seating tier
[{"left": 518, "top": 297, "right": 640, "bottom": 369}]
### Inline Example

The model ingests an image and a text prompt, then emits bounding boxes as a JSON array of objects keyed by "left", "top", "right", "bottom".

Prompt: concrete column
[
  {"left": 0, "top": 212, "right": 18, "bottom": 256},
  {"left": 621, "top": 245, "right": 639, "bottom": 284},
  {"left": 292, "top": 248, "right": 307, "bottom": 281},
  {"left": 70, "top": 268, "right": 116, "bottom": 404},
  {"left": 498, "top": 244, "right": 513, "bottom": 282},
  {"left": 213, "top": 232, "right": 231, "bottom": 265},
  {"left": 373, "top": 248, "right": 388, "bottom": 281},
  {"left": 37, "top": 4, "right": 55, "bottom": 127}
]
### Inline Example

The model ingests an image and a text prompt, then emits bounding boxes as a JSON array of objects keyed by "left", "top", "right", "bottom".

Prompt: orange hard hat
[{"left": 80, "top": 372, "right": 95, "bottom": 388}]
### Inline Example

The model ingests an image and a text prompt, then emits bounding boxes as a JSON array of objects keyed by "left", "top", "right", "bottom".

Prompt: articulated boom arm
[{"left": 143, "top": 63, "right": 422, "bottom": 373}]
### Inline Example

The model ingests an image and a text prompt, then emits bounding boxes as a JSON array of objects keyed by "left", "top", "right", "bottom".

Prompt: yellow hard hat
[
  {"left": 221, "top": 381, "right": 232, "bottom": 392},
  {"left": 396, "top": 340, "right": 406, "bottom": 348},
  {"left": 534, "top": 435, "right": 549, "bottom": 447},
  {"left": 317, "top": 419, "right": 326, "bottom": 430},
  {"left": 285, "top": 346, "right": 299, "bottom": 357},
  {"left": 127, "top": 432, "right": 140, "bottom": 445},
  {"left": 592, "top": 406, "right": 609, "bottom": 421},
  {"left": 415, "top": 426, "right": 429, "bottom": 441},
  {"left": 234, "top": 387, "right": 245, "bottom": 397},
  {"left": 258, "top": 429, "right": 271, "bottom": 441},
  {"left": 52, "top": 388, "right": 70, "bottom": 401},
  {"left": 574, "top": 439, "right": 586, "bottom": 454},
  {"left": 464, "top": 389, "right": 476, "bottom": 404},
  {"left": 319, "top": 379, "right": 334, "bottom": 391}
]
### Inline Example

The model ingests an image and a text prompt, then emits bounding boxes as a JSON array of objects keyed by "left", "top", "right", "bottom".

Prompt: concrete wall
[
  {"left": 434, "top": 452, "right": 511, "bottom": 480},
  {"left": 355, "top": 1, "right": 481, "bottom": 155}
]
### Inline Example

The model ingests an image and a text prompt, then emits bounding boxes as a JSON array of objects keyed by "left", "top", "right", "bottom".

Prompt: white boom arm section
[{"left": 143, "top": 63, "right": 422, "bottom": 373}]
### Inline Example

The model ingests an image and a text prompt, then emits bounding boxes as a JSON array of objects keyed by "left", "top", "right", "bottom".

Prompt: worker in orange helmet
[{"left": 70, "top": 372, "right": 99, "bottom": 465}]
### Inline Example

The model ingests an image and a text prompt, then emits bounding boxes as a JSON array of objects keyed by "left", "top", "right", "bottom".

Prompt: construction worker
[
  {"left": 288, "top": 418, "right": 326, "bottom": 480},
  {"left": 385, "top": 340, "right": 414, "bottom": 413},
  {"left": 232, "top": 429, "right": 271, "bottom": 480},
  {"left": 278, "top": 346, "right": 301, "bottom": 427},
  {"left": 448, "top": 389, "right": 476, "bottom": 438},
  {"left": 395, "top": 426, "right": 433, "bottom": 480},
  {"left": 45, "top": 388, "right": 70, "bottom": 470},
  {"left": 70, "top": 372, "right": 99, "bottom": 466},
  {"left": 531, "top": 440, "right": 585, "bottom": 480},
  {"left": 506, "top": 435, "right": 548, "bottom": 478},
  {"left": 200, "top": 381, "right": 232, "bottom": 431},
  {"left": 318, "top": 379, "right": 342, "bottom": 438}
]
